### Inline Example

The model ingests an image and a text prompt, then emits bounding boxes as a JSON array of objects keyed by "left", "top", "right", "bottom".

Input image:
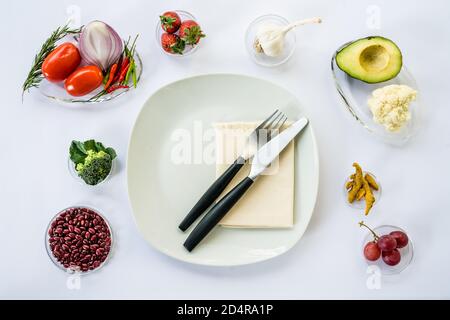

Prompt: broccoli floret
[{"left": 76, "top": 150, "right": 112, "bottom": 185}]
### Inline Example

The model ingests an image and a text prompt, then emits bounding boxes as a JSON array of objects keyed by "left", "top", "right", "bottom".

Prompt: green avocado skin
[{"left": 335, "top": 36, "right": 403, "bottom": 84}]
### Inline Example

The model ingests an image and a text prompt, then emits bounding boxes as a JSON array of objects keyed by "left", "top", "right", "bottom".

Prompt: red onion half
[{"left": 79, "top": 21, "right": 123, "bottom": 72}]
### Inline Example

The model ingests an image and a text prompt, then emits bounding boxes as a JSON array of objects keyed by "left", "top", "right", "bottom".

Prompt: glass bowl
[
  {"left": 331, "top": 41, "right": 424, "bottom": 146},
  {"left": 343, "top": 171, "right": 382, "bottom": 210},
  {"left": 155, "top": 10, "right": 200, "bottom": 57},
  {"left": 245, "top": 14, "right": 296, "bottom": 67},
  {"left": 39, "top": 48, "right": 142, "bottom": 104},
  {"left": 45, "top": 205, "right": 113, "bottom": 275},
  {"left": 362, "top": 225, "right": 413, "bottom": 275},
  {"left": 68, "top": 156, "right": 116, "bottom": 187}
]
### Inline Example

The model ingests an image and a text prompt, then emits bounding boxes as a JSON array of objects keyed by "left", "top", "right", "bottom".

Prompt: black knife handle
[
  {"left": 178, "top": 156, "right": 245, "bottom": 232},
  {"left": 183, "top": 177, "right": 254, "bottom": 252}
]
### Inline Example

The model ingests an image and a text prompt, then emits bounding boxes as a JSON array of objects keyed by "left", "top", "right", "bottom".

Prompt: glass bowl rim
[
  {"left": 362, "top": 224, "right": 414, "bottom": 276},
  {"left": 39, "top": 49, "right": 143, "bottom": 104},
  {"left": 155, "top": 9, "right": 200, "bottom": 57},
  {"left": 244, "top": 13, "right": 296, "bottom": 67},
  {"left": 45, "top": 205, "right": 114, "bottom": 275}
]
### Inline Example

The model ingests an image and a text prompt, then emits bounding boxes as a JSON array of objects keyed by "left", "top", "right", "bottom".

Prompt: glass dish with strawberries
[
  {"left": 23, "top": 21, "right": 142, "bottom": 104},
  {"left": 156, "top": 10, "right": 205, "bottom": 56}
]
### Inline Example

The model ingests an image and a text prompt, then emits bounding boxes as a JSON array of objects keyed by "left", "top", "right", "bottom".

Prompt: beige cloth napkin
[{"left": 214, "top": 122, "right": 295, "bottom": 228}]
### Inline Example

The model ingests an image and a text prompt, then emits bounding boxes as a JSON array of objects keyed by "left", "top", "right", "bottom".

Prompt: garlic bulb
[{"left": 254, "top": 17, "right": 322, "bottom": 57}]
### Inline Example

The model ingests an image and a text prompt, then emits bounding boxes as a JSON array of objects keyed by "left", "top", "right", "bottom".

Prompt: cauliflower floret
[{"left": 368, "top": 84, "right": 417, "bottom": 132}]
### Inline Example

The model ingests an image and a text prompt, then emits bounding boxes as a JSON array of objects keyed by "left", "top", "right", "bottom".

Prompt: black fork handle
[
  {"left": 184, "top": 177, "right": 254, "bottom": 252},
  {"left": 178, "top": 156, "right": 245, "bottom": 231}
]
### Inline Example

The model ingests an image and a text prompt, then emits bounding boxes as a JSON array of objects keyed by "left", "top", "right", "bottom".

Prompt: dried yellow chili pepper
[
  {"left": 356, "top": 188, "right": 366, "bottom": 201},
  {"left": 346, "top": 180, "right": 354, "bottom": 190},
  {"left": 348, "top": 163, "right": 363, "bottom": 203},
  {"left": 364, "top": 173, "right": 379, "bottom": 191},
  {"left": 362, "top": 177, "right": 375, "bottom": 215}
]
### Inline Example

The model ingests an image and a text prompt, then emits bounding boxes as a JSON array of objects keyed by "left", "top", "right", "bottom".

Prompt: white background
[{"left": 1, "top": 0, "right": 450, "bottom": 299}]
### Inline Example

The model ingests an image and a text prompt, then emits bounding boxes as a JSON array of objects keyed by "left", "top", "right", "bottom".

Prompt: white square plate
[{"left": 127, "top": 74, "right": 319, "bottom": 266}]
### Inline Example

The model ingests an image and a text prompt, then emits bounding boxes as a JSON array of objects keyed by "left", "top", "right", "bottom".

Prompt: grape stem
[{"left": 359, "top": 221, "right": 379, "bottom": 241}]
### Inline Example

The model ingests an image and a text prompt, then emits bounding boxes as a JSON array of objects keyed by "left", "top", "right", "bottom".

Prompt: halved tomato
[
  {"left": 42, "top": 42, "right": 81, "bottom": 82},
  {"left": 64, "top": 66, "right": 103, "bottom": 97}
]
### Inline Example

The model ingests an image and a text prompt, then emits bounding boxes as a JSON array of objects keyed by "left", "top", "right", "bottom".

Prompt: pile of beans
[{"left": 48, "top": 207, "right": 112, "bottom": 272}]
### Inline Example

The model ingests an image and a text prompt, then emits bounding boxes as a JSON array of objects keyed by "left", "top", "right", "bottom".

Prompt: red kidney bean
[{"left": 48, "top": 207, "right": 112, "bottom": 273}]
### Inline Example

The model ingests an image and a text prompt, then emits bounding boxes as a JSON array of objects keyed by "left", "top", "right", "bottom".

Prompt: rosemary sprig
[{"left": 22, "top": 23, "right": 82, "bottom": 99}]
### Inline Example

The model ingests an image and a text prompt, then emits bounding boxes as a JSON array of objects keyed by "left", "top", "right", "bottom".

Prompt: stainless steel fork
[{"left": 179, "top": 109, "right": 287, "bottom": 231}]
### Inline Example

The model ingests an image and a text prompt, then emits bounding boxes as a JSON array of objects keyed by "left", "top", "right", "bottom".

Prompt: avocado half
[{"left": 336, "top": 36, "right": 402, "bottom": 83}]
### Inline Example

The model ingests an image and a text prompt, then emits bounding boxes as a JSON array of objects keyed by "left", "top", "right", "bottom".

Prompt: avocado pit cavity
[{"left": 359, "top": 45, "right": 390, "bottom": 73}]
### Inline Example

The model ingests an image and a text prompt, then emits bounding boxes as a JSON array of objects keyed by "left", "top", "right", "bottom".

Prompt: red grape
[
  {"left": 382, "top": 249, "right": 401, "bottom": 266},
  {"left": 364, "top": 242, "right": 381, "bottom": 261},
  {"left": 390, "top": 231, "right": 408, "bottom": 248},
  {"left": 377, "top": 235, "right": 397, "bottom": 251}
]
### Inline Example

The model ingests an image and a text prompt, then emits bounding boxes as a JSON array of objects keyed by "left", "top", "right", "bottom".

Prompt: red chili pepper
[
  {"left": 121, "top": 57, "right": 129, "bottom": 70},
  {"left": 106, "top": 84, "right": 129, "bottom": 93},
  {"left": 118, "top": 63, "right": 131, "bottom": 84},
  {"left": 104, "top": 63, "right": 118, "bottom": 90},
  {"left": 111, "top": 57, "right": 127, "bottom": 83}
]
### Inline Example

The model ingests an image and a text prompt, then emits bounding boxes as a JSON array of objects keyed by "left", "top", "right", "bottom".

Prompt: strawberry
[
  {"left": 160, "top": 11, "right": 181, "bottom": 34},
  {"left": 161, "top": 33, "right": 185, "bottom": 54},
  {"left": 179, "top": 20, "right": 205, "bottom": 45}
]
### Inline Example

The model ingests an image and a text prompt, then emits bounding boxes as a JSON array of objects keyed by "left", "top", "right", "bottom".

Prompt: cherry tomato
[
  {"left": 42, "top": 43, "right": 81, "bottom": 82},
  {"left": 64, "top": 66, "right": 103, "bottom": 97}
]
